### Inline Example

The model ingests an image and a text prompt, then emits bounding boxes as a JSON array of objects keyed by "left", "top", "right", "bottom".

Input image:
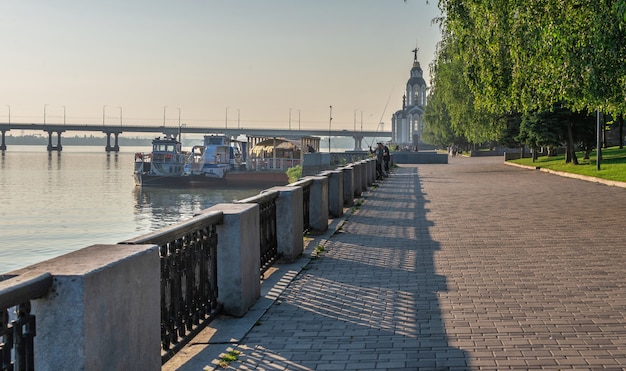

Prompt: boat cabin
[{"left": 245, "top": 136, "right": 320, "bottom": 171}]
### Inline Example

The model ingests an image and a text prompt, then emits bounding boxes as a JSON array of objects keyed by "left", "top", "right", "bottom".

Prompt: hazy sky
[{"left": 0, "top": 1, "right": 442, "bottom": 132}]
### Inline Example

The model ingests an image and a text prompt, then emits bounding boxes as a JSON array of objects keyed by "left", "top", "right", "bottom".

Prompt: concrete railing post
[
  {"left": 204, "top": 203, "right": 260, "bottom": 317},
  {"left": 340, "top": 166, "right": 354, "bottom": 206},
  {"left": 307, "top": 176, "right": 329, "bottom": 232},
  {"left": 368, "top": 159, "right": 376, "bottom": 184},
  {"left": 265, "top": 186, "right": 304, "bottom": 262},
  {"left": 322, "top": 170, "right": 343, "bottom": 217},
  {"left": 9, "top": 244, "right": 161, "bottom": 371},
  {"left": 359, "top": 160, "right": 368, "bottom": 191}
]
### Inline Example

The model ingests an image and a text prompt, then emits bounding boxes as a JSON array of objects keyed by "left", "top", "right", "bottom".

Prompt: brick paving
[{"left": 199, "top": 156, "right": 626, "bottom": 370}]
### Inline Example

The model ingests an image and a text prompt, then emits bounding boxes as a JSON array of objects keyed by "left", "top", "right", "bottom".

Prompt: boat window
[{"left": 206, "top": 137, "right": 224, "bottom": 145}]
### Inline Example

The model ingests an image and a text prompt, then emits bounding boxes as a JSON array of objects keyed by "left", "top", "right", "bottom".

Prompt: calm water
[{"left": 0, "top": 146, "right": 263, "bottom": 274}]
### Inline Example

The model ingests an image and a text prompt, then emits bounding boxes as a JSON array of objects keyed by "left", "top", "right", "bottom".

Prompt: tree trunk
[
  {"left": 617, "top": 114, "right": 624, "bottom": 149},
  {"left": 566, "top": 123, "right": 578, "bottom": 165}
]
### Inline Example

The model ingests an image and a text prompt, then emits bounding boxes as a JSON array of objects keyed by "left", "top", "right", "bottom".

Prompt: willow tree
[
  {"left": 424, "top": 24, "right": 506, "bottom": 148},
  {"left": 436, "top": 0, "right": 626, "bottom": 160}
]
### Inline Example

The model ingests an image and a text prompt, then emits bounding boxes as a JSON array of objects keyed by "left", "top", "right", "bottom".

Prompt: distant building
[{"left": 391, "top": 49, "right": 427, "bottom": 147}]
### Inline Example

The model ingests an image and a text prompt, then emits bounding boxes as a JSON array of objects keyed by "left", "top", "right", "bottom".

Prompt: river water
[{"left": 0, "top": 146, "right": 264, "bottom": 274}]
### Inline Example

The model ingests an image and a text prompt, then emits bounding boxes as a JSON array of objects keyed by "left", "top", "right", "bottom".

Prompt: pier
[
  {"left": 0, "top": 122, "right": 387, "bottom": 152},
  {"left": 4, "top": 155, "right": 626, "bottom": 369}
]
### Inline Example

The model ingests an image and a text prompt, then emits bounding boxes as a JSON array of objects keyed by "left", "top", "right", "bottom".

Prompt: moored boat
[
  {"left": 133, "top": 136, "right": 192, "bottom": 187},
  {"left": 134, "top": 133, "right": 320, "bottom": 188}
]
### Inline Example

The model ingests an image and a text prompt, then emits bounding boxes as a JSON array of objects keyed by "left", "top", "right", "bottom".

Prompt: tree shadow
[{"left": 228, "top": 167, "right": 470, "bottom": 370}]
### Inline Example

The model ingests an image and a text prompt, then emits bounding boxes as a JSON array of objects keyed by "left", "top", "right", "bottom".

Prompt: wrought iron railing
[
  {"left": 120, "top": 211, "right": 223, "bottom": 364},
  {"left": 236, "top": 191, "right": 279, "bottom": 275},
  {"left": 289, "top": 179, "right": 312, "bottom": 233},
  {"left": 0, "top": 273, "right": 53, "bottom": 371}
]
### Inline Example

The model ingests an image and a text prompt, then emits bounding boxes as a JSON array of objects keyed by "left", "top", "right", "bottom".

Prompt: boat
[
  {"left": 133, "top": 136, "right": 192, "bottom": 187},
  {"left": 183, "top": 134, "right": 244, "bottom": 182},
  {"left": 185, "top": 134, "right": 295, "bottom": 187},
  {"left": 134, "top": 133, "right": 319, "bottom": 188}
]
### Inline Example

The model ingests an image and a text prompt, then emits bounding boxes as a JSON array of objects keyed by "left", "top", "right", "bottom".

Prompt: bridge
[{"left": 0, "top": 122, "right": 390, "bottom": 152}]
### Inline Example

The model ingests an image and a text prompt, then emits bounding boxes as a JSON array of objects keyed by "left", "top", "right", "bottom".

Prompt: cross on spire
[{"left": 412, "top": 47, "right": 419, "bottom": 62}]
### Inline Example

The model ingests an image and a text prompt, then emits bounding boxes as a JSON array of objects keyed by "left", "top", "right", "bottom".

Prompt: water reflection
[{"left": 132, "top": 186, "right": 262, "bottom": 232}]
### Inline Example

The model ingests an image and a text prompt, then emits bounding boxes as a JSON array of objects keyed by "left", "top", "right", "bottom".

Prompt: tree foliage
[
  {"left": 423, "top": 0, "right": 626, "bottom": 158},
  {"left": 436, "top": 0, "right": 626, "bottom": 115}
]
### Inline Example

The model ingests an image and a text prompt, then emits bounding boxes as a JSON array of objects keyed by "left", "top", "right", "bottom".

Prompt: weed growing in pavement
[{"left": 209, "top": 348, "right": 241, "bottom": 369}]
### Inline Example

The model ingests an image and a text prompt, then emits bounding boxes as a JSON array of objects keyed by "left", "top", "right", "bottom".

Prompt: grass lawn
[{"left": 508, "top": 146, "right": 626, "bottom": 183}]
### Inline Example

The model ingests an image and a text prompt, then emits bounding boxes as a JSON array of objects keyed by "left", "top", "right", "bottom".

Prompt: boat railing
[
  {"left": 235, "top": 191, "right": 280, "bottom": 275},
  {"left": 119, "top": 210, "right": 224, "bottom": 363},
  {"left": 0, "top": 272, "right": 53, "bottom": 370},
  {"left": 247, "top": 157, "right": 301, "bottom": 171}
]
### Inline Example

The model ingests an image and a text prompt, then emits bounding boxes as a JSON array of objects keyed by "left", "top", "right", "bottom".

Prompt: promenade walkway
[{"left": 167, "top": 156, "right": 626, "bottom": 370}]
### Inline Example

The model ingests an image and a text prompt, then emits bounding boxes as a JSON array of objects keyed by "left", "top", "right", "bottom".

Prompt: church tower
[{"left": 391, "top": 49, "right": 427, "bottom": 148}]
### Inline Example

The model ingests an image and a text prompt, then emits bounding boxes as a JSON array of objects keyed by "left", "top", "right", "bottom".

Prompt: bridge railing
[
  {"left": 0, "top": 273, "right": 53, "bottom": 371},
  {"left": 120, "top": 211, "right": 223, "bottom": 363}
]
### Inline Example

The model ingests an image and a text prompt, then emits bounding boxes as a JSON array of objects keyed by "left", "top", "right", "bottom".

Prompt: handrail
[
  {"left": 121, "top": 211, "right": 223, "bottom": 246},
  {"left": 0, "top": 272, "right": 53, "bottom": 309},
  {"left": 0, "top": 272, "right": 53, "bottom": 371},
  {"left": 236, "top": 190, "right": 279, "bottom": 204}
]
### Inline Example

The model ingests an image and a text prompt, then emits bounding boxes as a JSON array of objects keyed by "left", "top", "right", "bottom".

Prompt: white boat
[{"left": 183, "top": 134, "right": 244, "bottom": 181}]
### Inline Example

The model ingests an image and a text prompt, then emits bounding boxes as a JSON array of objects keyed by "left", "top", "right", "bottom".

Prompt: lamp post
[
  {"left": 118, "top": 107, "right": 123, "bottom": 127},
  {"left": 102, "top": 105, "right": 107, "bottom": 126},
  {"left": 328, "top": 105, "right": 332, "bottom": 153},
  {"left": 289, "top": 108, "right": 292, "bottom": 130},
  {"left": 62, "top": 106, "right": 66, "bottom": 125},
  {"left": 177, "top": 107, "right": 181, "bottom": 128},
  {"left": 237, "top": 109, "right": 240, "bottom": 129},
  {"left": 5, "top": 105, "right": 10, "bottom": 124},
  {"left": 225, "top": 107, "right": 229, "bottom": 129},
  {"left": 298, "top": 109, "right": 301, "bottom": 130},
  {"left": 597, "top": 109, "right": 602, "bottom": 170},
  {"left": 163, "top": 106, "right": 168, "bottom": 126},
  {"left": 44, "top": 104, "right": 48, "bottom": 126},
  {"left": 360, "top": 111, "right": 363, "bottom": 132}
]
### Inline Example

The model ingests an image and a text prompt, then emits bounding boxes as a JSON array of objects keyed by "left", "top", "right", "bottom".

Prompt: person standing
[
  {"left": 383, "top": 144, "right": 390, "bottom": 173},
  {"left": 369, "top": 142, "right": 387, "bottom": 180}
]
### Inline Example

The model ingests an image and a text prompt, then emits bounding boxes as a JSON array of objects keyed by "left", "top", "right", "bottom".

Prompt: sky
[{"left": 0, "top": 0, "right": 442, "bottom": 132}]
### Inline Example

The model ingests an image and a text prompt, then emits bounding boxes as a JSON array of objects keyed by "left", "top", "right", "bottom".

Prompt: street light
[
  {"left": 5, "top": 105, "right": 10, "bottom": 124},
  {"left": 328, "top": 105, "right": 332, "bottom": 153},
  {"left": 289, "top": 108, "right": 292, "bottom": 130},
  {"left": 163, "top": 106, "right": 168, "bottom": 126},
  {"left": 177, "top": 107, "right": 181, "bottom": 128},
  {"left": 103, "top": 105, "right": 107, "bottom": 126},
  {"left": 62, "top": 106, "right": 66, "bottom": 125},
  {"left": 118, "top": 106, "right": 123, "bottom": 127},
  {"left": 225, "top": 107, "right": 229, "bottom": 129},
  {"left": 44, "top": 104, "right": 49, "bottom": 126},
  {"left": 237, "top": 109, "right": 240, "bottom": 129},
  {"left": 298, "top": 109, "right": 301, "bottom": 130}
]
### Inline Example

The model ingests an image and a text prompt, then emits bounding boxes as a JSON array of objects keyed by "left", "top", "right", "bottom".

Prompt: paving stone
[{"left": 174, "top": 157, "right": 626, "bottom": 370}]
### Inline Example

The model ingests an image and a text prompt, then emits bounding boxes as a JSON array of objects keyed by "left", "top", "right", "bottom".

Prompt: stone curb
[{"left": 504, "top": 160, "right": 626, "bottom": 188}]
